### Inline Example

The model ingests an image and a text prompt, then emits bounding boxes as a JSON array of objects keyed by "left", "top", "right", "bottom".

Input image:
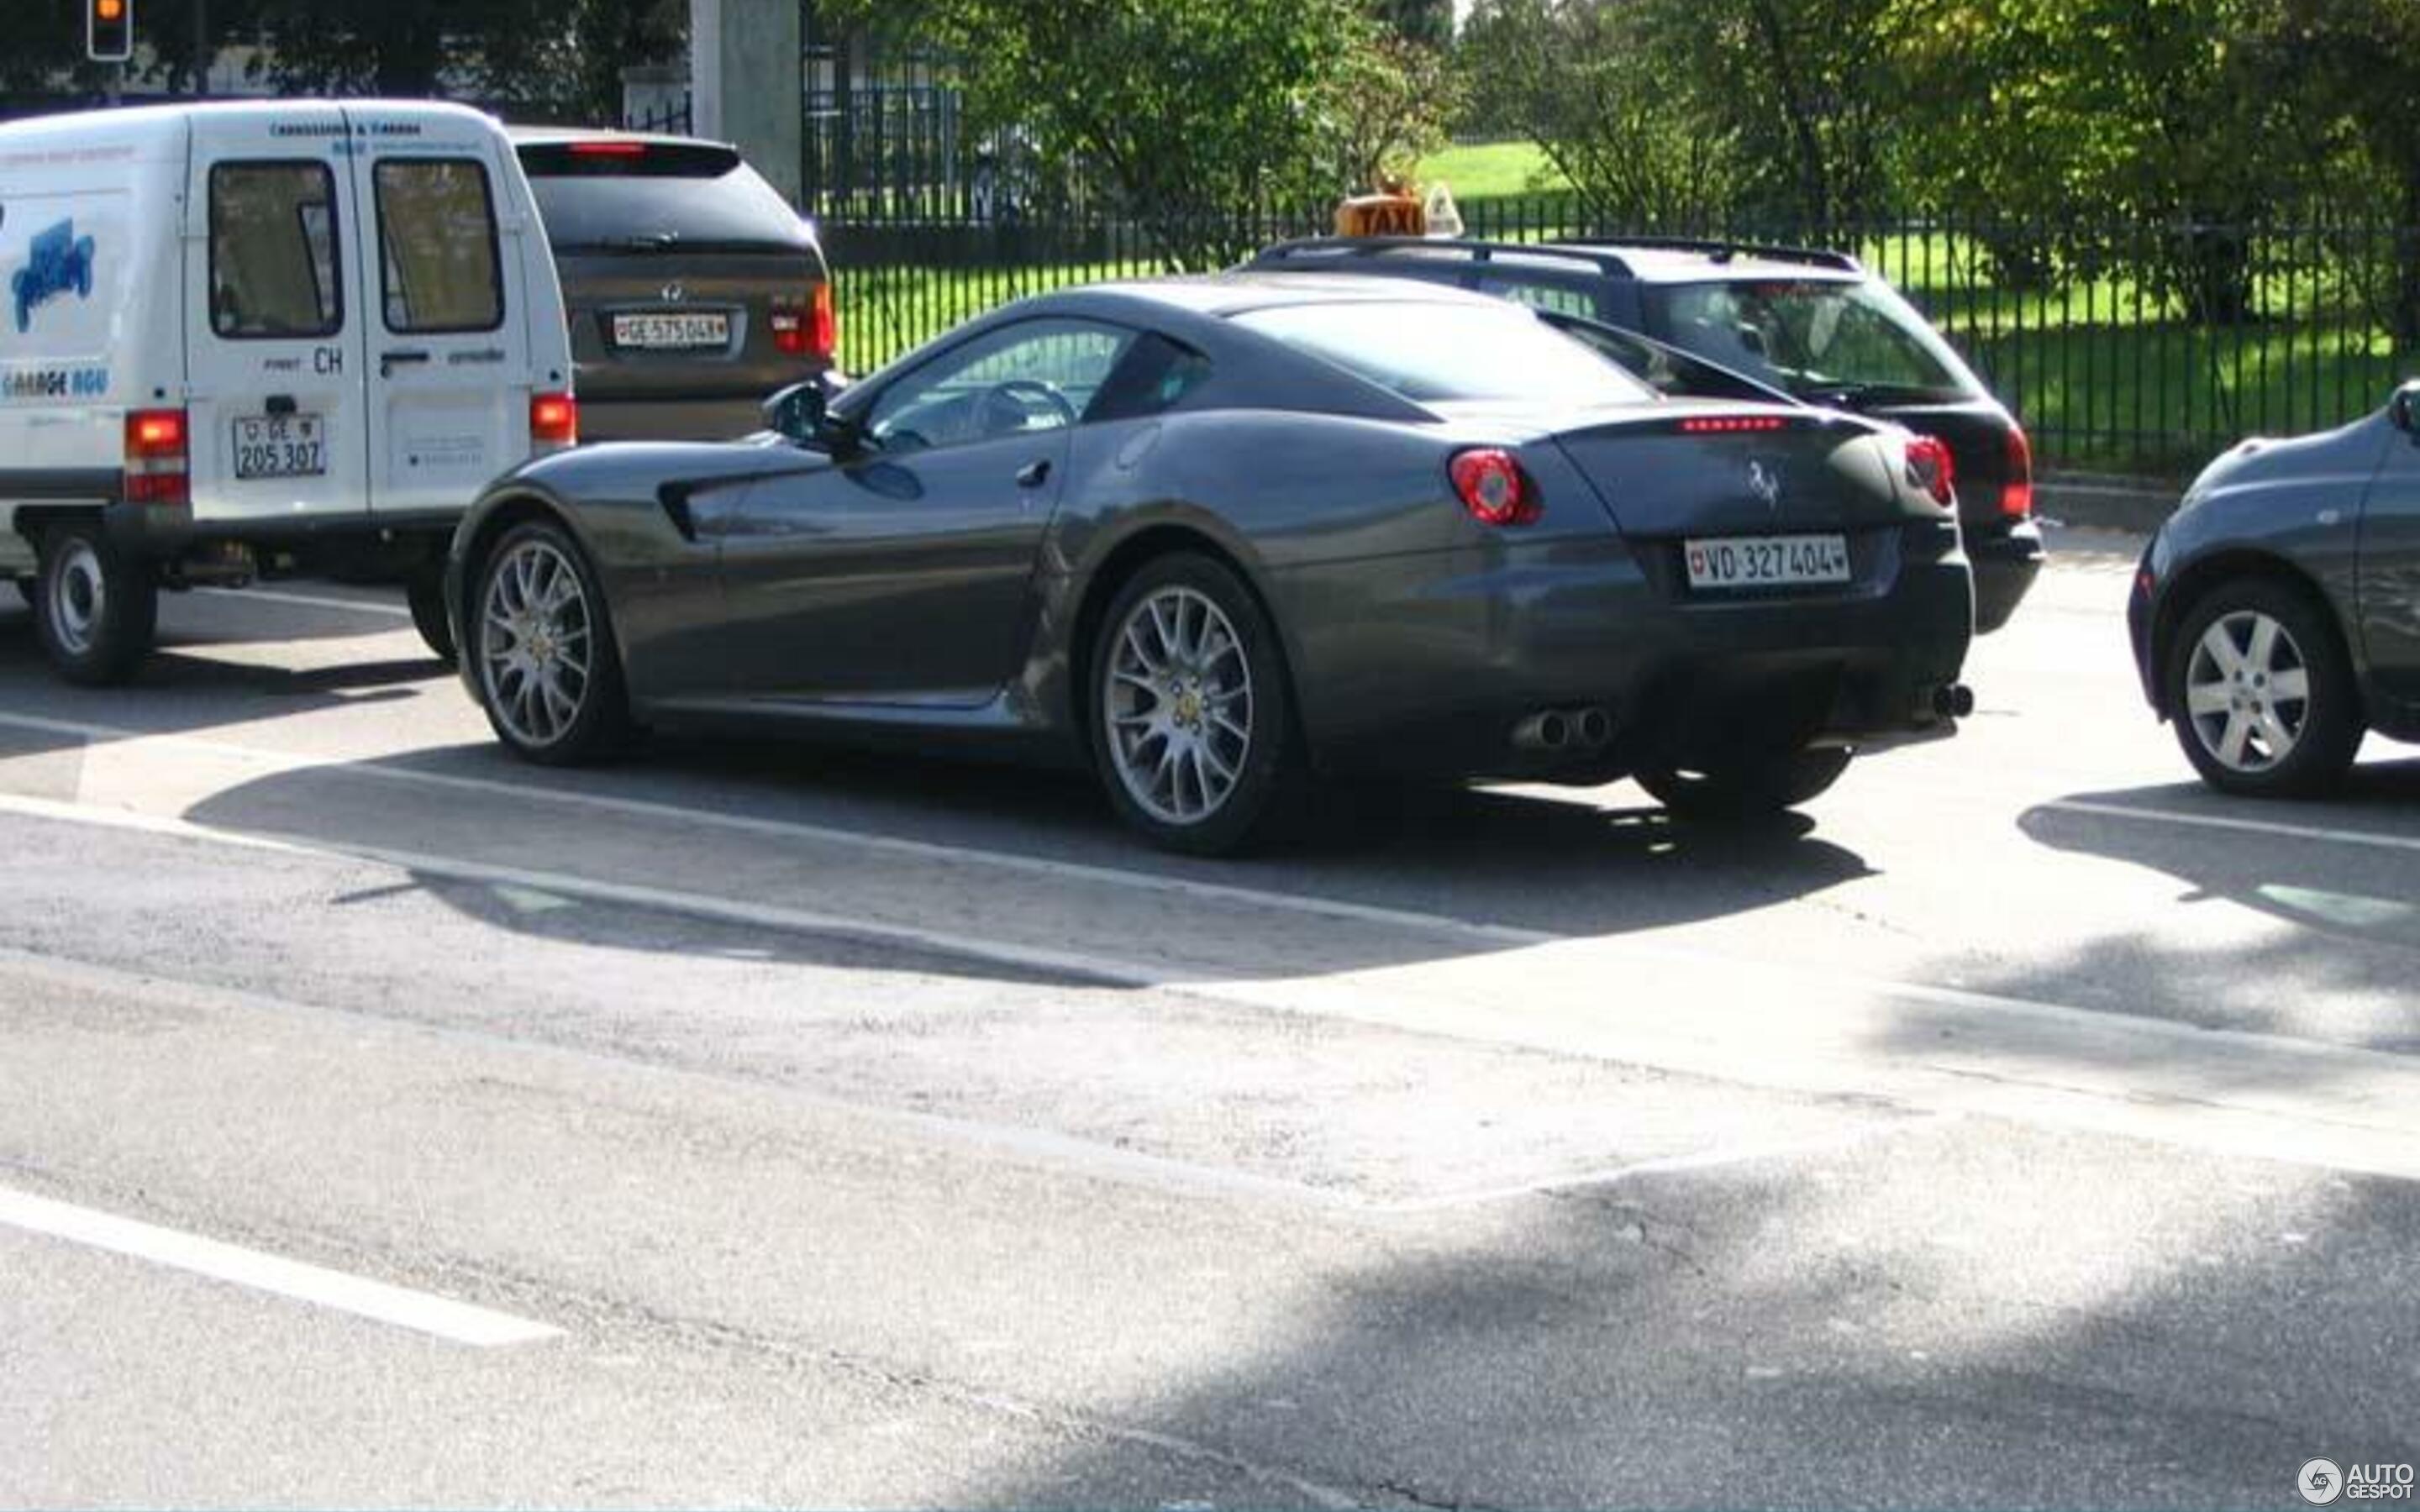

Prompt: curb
[{"left": 2034, "top": 475, "right": 2177, "bottom": 535}]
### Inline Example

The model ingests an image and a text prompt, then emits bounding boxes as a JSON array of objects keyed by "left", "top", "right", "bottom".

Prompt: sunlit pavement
[{"left": 3, "top": 524, "right": 2414, "bottom": 1507}]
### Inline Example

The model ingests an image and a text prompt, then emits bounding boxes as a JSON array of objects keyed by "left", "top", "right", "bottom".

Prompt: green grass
[{"left": 1415, "top": 139, "right": 1568, "bottom": 202}]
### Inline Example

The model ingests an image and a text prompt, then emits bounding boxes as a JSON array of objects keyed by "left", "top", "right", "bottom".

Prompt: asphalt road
[{"left": 3, "top": 524, "right": 2416, "bottom": 1508}]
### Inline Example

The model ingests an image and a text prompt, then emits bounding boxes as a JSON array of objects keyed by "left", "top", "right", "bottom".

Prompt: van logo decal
[{"left": 10, "top": 218, "right": 96, "bottom": 333}]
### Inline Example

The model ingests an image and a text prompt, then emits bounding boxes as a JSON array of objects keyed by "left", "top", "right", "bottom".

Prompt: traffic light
[{"left": 87, "top": 0, "right": 134, "bottom": 62}]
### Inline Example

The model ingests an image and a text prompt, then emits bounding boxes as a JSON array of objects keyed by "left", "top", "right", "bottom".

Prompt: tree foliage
[{"left": 826, "top": 0, "right": 1402, "bottom": 270}]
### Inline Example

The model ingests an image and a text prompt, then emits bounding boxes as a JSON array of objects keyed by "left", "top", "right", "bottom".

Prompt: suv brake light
[
  {"left": 2002, "top": 425, "right": 2034, "bottom": 519},
  {"left": 773, "top": 285, "right": 838, "bottom": 360},
  {"left": 124, "top": 407, "right": 189, "bottom": 506},
  {"left": 530, "top": 391, "right": 578, "bottom": 451}
]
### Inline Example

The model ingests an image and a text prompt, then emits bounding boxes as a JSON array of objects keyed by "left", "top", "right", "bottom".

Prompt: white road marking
[
  {"left": 0, "top": 1184, "right": 560, "bottom": 1347},
  {"left": 8, "top": 786, "right": 2420, "bottom": 1187},
  {"left": 0, "top": 940, "right": 1905, "bottom": 1221},
  {"left": 192, "top": 586, "right": 413, "bottom": 618},
  {"left": 0, "top": 710, "right": 1550, "bottom": 948},
  {"left": 2048, "top": 798, "right": 2420, "bottom": 856},
  {"left": 1371, "top": 1115, "right": 1960, "bottom": 1213}
]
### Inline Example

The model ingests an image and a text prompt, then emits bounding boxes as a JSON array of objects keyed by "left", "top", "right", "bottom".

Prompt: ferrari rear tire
[
  {"left": 471, "top": 521, "right": 630, "bottom": 764},
  {"left": 1087, "top": 552, "right": 1304, "bottom": 856},
  {"left": 1634, "top": 746, "right": 1851, "bottom": 821}
]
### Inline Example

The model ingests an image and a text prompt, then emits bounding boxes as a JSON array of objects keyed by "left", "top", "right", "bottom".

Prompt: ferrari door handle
[{"left": 1015, "top": 459, "right": 1052, "bottom": 488}]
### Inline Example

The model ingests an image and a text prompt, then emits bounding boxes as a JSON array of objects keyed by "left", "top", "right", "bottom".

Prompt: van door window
[
  {"left": 374, "top": 160, "right": 503, "bottom": 333},
  {"left": 209, "top": 162, "right": 344, "bottom": 339}
]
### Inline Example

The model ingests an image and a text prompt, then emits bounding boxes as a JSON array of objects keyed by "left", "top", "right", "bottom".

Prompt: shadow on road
[{"left": 920, "top": 1116, "right": 2420, "bottom": 1507}]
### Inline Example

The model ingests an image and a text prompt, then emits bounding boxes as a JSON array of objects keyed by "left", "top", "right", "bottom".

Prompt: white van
[{"left": 0, "top": 99, "right": 576, "bottom": 683}]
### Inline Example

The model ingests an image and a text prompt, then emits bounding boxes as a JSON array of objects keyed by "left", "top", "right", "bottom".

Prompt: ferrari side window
[{"left": 866, "top": 319, "right": 1134, "bottom": 454}]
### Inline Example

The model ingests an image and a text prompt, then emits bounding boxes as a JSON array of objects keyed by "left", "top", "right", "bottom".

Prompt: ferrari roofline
[{"left": 1034, "top": 271, "right": 1518, "bottom": 318}]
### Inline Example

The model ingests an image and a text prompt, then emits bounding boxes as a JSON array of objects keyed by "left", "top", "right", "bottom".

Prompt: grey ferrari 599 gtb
[{"left": 446, "top": 276, "right": 1976, "bottom": 853}]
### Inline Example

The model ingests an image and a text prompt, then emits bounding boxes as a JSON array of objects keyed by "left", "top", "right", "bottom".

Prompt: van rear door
[
  {"left": 339, "top": 107, "right": 533, "bottom": 519},
  {"left": 184, "top": 104, "right": 372, "bottom": 526}
]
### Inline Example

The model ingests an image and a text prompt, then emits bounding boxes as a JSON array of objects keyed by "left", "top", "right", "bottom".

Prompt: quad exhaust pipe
[
  {"left": 1932, "top": 682, "right": 1975, "bottom": 719},
  {"left": 1512, "top": 706, "right": 1613, "bottom": 753}
]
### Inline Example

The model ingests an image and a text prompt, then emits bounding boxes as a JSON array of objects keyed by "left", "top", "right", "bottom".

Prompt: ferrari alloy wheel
[
  {"left": 2167, "top": 578, "right": 2360, "bottom": 796},
  {"left": 1089, "top": 553, "right": 1302, "bottom": 855},
  {"left": 475, "top": 522, "right": 629, "bottom": 763},
  {"left": 1634, "top": 746, "right": 1852, "bottom": 822}
]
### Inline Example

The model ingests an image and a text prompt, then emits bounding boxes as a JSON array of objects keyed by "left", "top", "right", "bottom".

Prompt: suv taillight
[
  {"left": 2002, "top": 424, "right": 2034, "bottom": 519},
  {"left": 773, "top": 285, "right": 838, "bottom": 360},
  {"left": 530, "top": 391, "right": 578, "bottom": 451},
  {"left": 124, "top": 407, "right": 189, "bottom": 506}
]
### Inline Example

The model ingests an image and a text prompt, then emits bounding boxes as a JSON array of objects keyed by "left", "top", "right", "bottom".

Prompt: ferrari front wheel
[
  {"left": 1088, "top": 553, "right": 1303, "bottom": 856},
  {"left": 472, "top": 522, "right": 629, "bottom": 764}
]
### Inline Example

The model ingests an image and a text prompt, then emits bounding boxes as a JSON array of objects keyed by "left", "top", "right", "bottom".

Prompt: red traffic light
[{"left": 87, "top": 0, "right": 134, "bottom": 61}]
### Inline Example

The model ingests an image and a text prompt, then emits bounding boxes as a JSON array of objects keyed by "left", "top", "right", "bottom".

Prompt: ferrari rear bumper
[{"left": 1268, "top": 522, "right": 1975, "bottom": 780}]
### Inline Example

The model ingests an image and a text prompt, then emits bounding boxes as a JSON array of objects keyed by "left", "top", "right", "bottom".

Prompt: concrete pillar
[{"left": 690, "top": 0, "right": 803, "bottom": 207}]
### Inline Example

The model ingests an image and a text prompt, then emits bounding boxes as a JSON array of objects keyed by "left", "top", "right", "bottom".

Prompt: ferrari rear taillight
[
  {"left": 2002, "top": 424, "right": 2035, "bottom": 519},
  {"left": 124, "top": 407, "right": 189, "bottom": 506},
  {"left": 1903, "top": 434, "right": 1956, "bottom": 508},
  {"left": 529, "top": 391, "right": 578, "bottom": 451},
  {"left": 1449, "top": 449, "right": 1539, "bottom": 527}
]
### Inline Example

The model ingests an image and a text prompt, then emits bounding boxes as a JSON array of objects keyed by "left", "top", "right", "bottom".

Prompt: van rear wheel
[{"left": 34, "top": 522, "right": 156, "bottom": 686}]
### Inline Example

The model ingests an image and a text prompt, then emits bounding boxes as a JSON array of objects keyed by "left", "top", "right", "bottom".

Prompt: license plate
[
  {"left": 613, "top": 312, "right": 729, "bottom": 350},
  {"left": 1684, "top": 533, "right": 1852, "bottom": 591},
  {"left": 231, "top": 414, "right": 326, "bottom": 480}
]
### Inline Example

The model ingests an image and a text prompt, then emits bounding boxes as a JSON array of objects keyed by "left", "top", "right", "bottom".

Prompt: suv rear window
[
  {"left": 1647, "top": 278, "right": 1982, "bottom": 405},
  {"left": 517, "top": 141, "right": 814, "bottom": 255},
  {"left": 1233, "top": 300, "right": 1654, "bottom": 407}
]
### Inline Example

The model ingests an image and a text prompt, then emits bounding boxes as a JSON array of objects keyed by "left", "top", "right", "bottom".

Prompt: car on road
[
  {"left": 445, "top": 276, "right": 1975, "bottom": 853},
  {"left": 2128, "top": 381, "right": 2420, "bottom": 794},
  {"left": 1249, "top": 236, "right": 2044, "bottom": 634},
  {"left": 511, "top": 128, "right": 838, "bottom": 444}
]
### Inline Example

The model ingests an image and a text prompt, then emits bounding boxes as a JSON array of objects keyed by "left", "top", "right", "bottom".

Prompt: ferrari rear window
[{"left": 1233, "top": 301, "right": 1654, "bottom": 407}]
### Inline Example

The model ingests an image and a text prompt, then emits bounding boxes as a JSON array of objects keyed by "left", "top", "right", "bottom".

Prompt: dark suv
[
  {"left": 512, "top": 129, "right": 837, "bottom": 443},
  {"left": 1250, "top": 237, "right": 2044, "bottom": 633}
]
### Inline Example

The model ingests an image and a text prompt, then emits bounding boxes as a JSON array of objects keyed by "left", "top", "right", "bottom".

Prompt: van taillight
[
  {"left": 529, "top": 392, "right": 578, "bottom": 451},
  {"left": 124, "top": 407, "right": 189, "bottom": 506},
  {"left": 2002, "top": 424, "right": 2035, "bottom": 519},
  {"left": 773, "top": 286, "right": 838, "bottom": 360}
]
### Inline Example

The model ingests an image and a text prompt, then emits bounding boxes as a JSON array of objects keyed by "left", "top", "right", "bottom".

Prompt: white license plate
[
  {"left": 231, "top": 414, "right": 326, "bottom": 480},
  {"left": 613, "top": 312, "right": 729, "bottom": 350},
  {"left": 1684, "top": 533, "right": 1852, "bottom": 591}
]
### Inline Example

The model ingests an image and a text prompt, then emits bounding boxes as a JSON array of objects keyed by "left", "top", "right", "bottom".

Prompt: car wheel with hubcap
[
  {"left": 2166, "top": 577, "right": 2361, "bottom": 796},
  {"left": 473, "top": 521, "right": 629, "bottom": 764},
  {"left": 1634, "top": 746, "right": 1851, "bottom": 822},
  {"left": 34, "top": 522, "right": 157, "bottom": 686},
  {"left": 1089, "top": 553, "right": 1302, "bottom": 855}
]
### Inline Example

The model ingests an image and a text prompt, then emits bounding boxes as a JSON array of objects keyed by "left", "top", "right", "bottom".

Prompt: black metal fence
[{"left": 818, "top": 187, "right": 2420, "bottom": 478}]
